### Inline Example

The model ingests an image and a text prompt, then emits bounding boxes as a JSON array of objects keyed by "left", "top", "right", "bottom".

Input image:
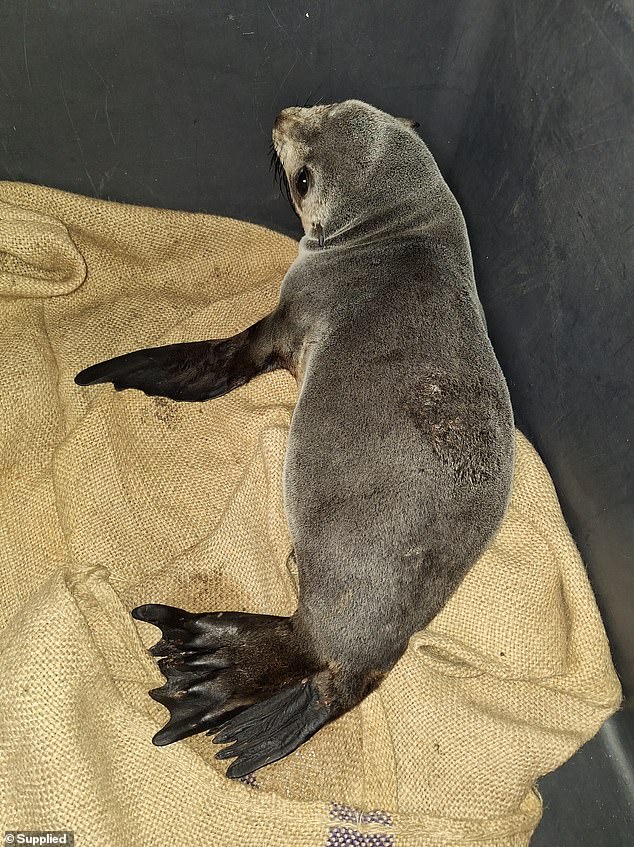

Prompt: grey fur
[
  {"left": 76, "top": 100, "right": 514, "bottom": 775},
  {"left": 272, "top": 99, "right": 514, "bottom": 692}
]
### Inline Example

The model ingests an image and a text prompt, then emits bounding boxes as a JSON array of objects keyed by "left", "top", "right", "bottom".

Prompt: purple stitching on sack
[
  {"left": 326, "top": 827, "right": 394, "bottom": 847},
  {"left": 359, "top": 811, "right": 393, "bottom": 826}
]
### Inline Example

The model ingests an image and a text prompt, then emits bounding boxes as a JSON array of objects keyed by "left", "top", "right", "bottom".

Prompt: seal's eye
[{"left": 295, "top": 167, "right": 310, "bottom": 198}]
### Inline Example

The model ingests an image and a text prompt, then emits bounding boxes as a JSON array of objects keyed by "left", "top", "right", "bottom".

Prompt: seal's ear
[{"left": 396, "top": 116, "right": 420, "bottom": 130}]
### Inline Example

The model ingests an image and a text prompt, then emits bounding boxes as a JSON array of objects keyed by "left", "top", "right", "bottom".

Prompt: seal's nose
[
  {"left": 274, "top": 109, "right": 292, "bottom": 132},
  {"left": 274, "top": 107, "right": 305, "bottom": 134},
  {"left": 273, "top": 107, "right": 307, "bottom": 145}
]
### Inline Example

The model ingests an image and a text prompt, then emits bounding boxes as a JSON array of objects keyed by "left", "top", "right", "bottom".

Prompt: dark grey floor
[
  {"left": 533, "top": 709, "right": 634, "bottom": 846},
  {"left": 1, "top": 1, "right": 632, "bottom": 843}
]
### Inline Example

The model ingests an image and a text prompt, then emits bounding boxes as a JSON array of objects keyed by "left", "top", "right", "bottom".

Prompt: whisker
[
  {"left": 268, "top": 139, "right": 294, "bottom": 209},
  {"left": 303, "top": 80, "right": 324, "bottom": 109}
]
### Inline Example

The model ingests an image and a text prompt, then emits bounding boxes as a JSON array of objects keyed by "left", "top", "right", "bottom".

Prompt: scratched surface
[{"left": 0, "top": 1, "right": 633, "bottom": 845}]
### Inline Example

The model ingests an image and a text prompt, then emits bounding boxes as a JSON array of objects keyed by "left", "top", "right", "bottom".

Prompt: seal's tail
[{"left": 131, "top": 603, "right": 378, "bottom": 778}]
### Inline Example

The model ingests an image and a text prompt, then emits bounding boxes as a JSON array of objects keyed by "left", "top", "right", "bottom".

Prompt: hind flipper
[
  {"left": 132, "top": 602, "right": 390, "bottom": 777},
  {"left": 212, "top": 679, "right": 332, "bottom": 778},
  {"left": 75, "top": 315, "right": 279, "bottom": 402},
  {"left": 131, "top": 603, "right": 320, "bottom": 750}
]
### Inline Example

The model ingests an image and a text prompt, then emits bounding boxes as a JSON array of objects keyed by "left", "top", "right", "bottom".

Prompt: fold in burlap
[{"left": 0, "top": 182, "right": 621, "bottom": 846}]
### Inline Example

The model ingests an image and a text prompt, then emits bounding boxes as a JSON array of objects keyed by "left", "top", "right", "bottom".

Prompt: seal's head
[{"left": 272, "top": 100, "right": 439, "bottom": 248}]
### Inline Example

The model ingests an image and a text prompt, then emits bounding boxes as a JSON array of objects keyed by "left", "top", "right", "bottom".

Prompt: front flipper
[
  {"left": 75, "top": 315, "right": 280, "bottom": 402},
  {"left": 131, "top": 602, "right": 342, "bottom": 777}
]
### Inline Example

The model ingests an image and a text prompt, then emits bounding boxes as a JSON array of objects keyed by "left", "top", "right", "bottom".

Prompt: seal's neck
[{"left": 301, "top": 188, "right": 456, "bottom": 253}]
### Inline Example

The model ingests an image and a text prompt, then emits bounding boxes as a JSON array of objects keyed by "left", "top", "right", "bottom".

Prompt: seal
[{"left": 75, "top": 100, "right": 515, "bottom": 778}]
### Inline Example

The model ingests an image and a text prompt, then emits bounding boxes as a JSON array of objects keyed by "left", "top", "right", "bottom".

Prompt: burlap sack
[{"left": 0, "top": 182, "right": 621, "bottom": 846}]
